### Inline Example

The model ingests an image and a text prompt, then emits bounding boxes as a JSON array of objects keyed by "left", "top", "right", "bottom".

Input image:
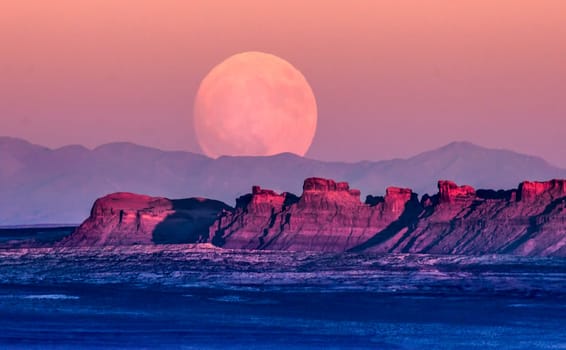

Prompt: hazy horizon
[{"left": 4, "top": 135, "right": 566, "bottom": 169}]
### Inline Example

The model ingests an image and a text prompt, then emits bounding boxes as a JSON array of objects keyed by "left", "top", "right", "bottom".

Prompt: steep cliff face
[
  {"left": 58, "top": 193, "right": 231, "bottom": 246},
  {"left": 62, "top": 178, "right": 566, "bottom": 256},
  {"left": 438, "top": 180, "right": 476, "bottom": 204},
  {"left": 518, "top": 179, "right": 566, "bottom": 201},
  {"left": 210, "top": 178, "right": 417, "bottom": 252},
  {"left": 210, "top": 186, "right": 299, "bottom": 249},
  {"left": 211, "top": 178, "right": 565, "bottom": 255},
  {"left": 363, "top": 180, "right": 566, "bottom": 256}
]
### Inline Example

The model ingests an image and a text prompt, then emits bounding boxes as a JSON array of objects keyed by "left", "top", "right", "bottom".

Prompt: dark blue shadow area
[{"left": 0, "top": 283, "right": 564, "bottom": 349}]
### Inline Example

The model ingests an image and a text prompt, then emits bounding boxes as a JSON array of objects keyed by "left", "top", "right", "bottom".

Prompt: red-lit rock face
[
  {"left": 438, "top": 180, "right": 476, "bottom": 203},
  {"left": 384, "top": 187, "right": 414, "bottom": 214},
  {"left": 63, "top": 178, "right": 566, "bottom": 257},
  {"left": 232, "top": 176, "right": 564, "bottom": 256},
  {"left": 303, "top": 177, "right": 353, "bottom": 193},
  {"left": 243, "top": 186, "right": 288, "bottom": 213},
  {"left": 363, "top": 180, "right": 566, "bottom": 256},
  {"left": 211, "top": 178, "right": 417, "bottom": 251},
  {"left": 298, "top": 177, "right": 362, "bottom": 208},
  {"left": 88, "top": 193, "right": 172, "bottom": 218},
  {"left": 59, "top": 193, "right": 230, "bottom": 247},
  {"left": 518, "top": 179, "right": 566, "bottom": 201}
]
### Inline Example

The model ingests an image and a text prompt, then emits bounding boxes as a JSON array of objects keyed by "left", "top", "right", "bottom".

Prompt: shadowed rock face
[
  {"left": 4, "top": 137, "right": 566, "bottom": 226},
  {"left": 363, "top": 179, "right": 566, "bottom": 256},
  {"left": 210, "top": 178, "right": 566, "bottom": 255},
  {"left": 210, "top": 178, "right": 418, "bottom": 252},
  {"left": 61, "top": 177, "right": 566, "bottom": 256},
  {"left": 58, "top": 193, "right": 232, "bottom": 247}
]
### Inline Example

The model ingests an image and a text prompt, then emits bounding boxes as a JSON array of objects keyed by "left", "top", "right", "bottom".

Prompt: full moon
[{"left": 193, "top": 51, "right": 318, "bottom": 158}]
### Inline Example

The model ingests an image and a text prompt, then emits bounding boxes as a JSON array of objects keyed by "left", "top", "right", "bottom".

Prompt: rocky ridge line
[{"left": 58, "top": 177, "right": 566, "bottom": 256}]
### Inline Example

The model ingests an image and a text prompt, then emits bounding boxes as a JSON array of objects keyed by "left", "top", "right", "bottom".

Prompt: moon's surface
[{"left": 193, "top": 51, "right": 318, "bottom": 158}]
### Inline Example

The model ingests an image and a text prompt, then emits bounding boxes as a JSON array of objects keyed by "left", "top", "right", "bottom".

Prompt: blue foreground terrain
[{"left": 0, "top": 244, "right": 564, "bottom": 349}]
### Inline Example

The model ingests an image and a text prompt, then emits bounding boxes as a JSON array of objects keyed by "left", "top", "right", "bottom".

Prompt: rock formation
[
  {"left": 360, "top": 179, "right": 566, "bottom": 256},
  {"left": 59, "top": 178, "right": 566, "bottom": 256},
  {"left": 58, "top": 192, "right": 231, "bottom": 246},
  {"left": 210, "top": 178, "right": 417, "bottom": 251}
]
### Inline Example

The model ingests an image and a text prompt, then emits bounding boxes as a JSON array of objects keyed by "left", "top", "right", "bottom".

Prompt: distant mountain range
[{"left": 1, "top": 136, "right": 565, "bottom": 225}]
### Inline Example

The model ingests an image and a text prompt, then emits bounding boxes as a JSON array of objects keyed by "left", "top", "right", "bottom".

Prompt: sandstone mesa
[{"left": 57, "top": 177, "right": 566, "bottom": 256}]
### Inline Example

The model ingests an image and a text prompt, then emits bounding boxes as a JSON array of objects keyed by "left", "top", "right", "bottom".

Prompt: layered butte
[
  {"left": 210, "top": 178, "right": 418, "bottom": 251},
  {"left": 58, "top": 193, "right": 231, "bottom": 246},
  {"left": 58, "top": 178, "right": 566, "bottom": 256}
]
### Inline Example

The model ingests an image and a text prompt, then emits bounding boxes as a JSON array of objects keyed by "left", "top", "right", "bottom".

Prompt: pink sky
[{"left": 1, "top": 0, "right": 565, "bottom": 166}]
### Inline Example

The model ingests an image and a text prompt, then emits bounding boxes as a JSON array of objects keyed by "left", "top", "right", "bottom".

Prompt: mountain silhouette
[{"left": 1, "top": 137, "right": 564, "bottom": 225}]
